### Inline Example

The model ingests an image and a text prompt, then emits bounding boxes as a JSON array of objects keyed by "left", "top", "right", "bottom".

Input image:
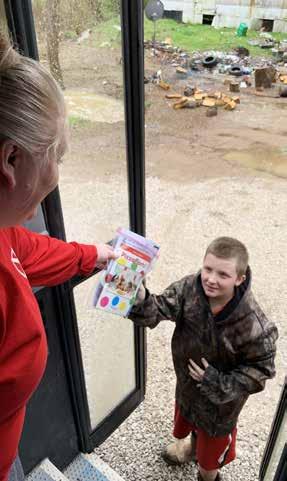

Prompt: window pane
[
  {"left": 32, "top": 0, "right": 129, "bottom": 243},
  {"left": 31, "top": 0, "right": 135, "bottom": 431},
  {"left": 74, "top": 275, "right": 136, "bottom": 429}
]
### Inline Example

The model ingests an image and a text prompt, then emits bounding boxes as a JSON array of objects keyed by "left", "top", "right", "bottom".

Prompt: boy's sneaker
[
  {"left": 197, "top": 472, "right": 221, "bottom": 481},
  {"left": 161, "top": 433, "right": 197, "bottom": 465}
]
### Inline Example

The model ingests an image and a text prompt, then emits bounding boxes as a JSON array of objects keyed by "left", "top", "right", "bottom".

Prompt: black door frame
[
  {"left": 4, "top": 0, "right": 146, "bottom": 455},
  {"left": 259, "top": 377, "right": 287, "bottom": 481}
]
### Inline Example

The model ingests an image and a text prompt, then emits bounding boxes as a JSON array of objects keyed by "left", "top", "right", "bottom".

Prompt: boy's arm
[
  {"left": 199, "top": 316, "right": 278, "bottom": 404},
  {"left": 129, "top": 277, "right": 188, "bottom": 329}
]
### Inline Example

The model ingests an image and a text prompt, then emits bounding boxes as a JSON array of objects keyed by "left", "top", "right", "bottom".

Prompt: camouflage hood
[{"left": 130, "top": 268, "right": 278, "bottom": 436}]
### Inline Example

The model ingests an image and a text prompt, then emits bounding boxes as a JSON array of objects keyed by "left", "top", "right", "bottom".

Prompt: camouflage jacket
[{"left": 129, "top": 269, "right": 278, "bottom": 436}]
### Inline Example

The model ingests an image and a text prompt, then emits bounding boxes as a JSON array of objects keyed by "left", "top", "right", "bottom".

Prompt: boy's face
[{"left": 201, "top": 253, "right": 246, "bottom": 303}]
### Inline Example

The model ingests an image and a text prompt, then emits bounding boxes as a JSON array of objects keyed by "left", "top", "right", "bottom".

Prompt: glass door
[{"left": 3, "top": 0, "right": 146, "bottom": 467}]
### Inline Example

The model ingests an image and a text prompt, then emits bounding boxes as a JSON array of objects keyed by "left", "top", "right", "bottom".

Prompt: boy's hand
[
  {"left": 134, "top": 283, "right": 146, "bottom": 305},
  {"left": 188, "top": 358, "right": 209, "bottom": 383},
  {"left": 95, "top": 243, "right": 118, "bottom": 269}
]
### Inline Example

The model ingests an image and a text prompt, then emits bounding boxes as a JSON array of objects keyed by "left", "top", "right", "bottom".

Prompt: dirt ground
[
  {"left": 56, "top": 39, "right": 287, "bottom": 186},
  {"left": 51, "top": 37, "right": 287, "bottom": 481}
]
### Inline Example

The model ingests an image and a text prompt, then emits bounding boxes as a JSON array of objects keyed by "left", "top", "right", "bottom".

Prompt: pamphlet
[{"left": 92, "top": 228, "right": 160, "bottom": 317}]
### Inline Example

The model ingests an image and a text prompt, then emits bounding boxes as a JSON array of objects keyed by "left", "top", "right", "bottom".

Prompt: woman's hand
[{"left": 95, "top": 243, "right": 118, "bottom": 268}]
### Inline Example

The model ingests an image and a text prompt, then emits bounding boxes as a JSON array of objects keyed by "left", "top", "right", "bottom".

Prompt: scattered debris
[
  {"left": 206, "top": 106, "right": 218, "bottom": 117},
  {"left": 260, "top": 39, "right": 275, "bottom": 49},
  {"left": 144, "top": 39, "right": 182, "bottom": 53},
  {"left": 173, "top": 97, "right": 189, "bottom": 109},
  {"left": 144, "top": 40, "right": 189, "bottom": 68},
  {"left": 185, "top": 99, "right": 200, "bottom": 109},
  {"left": 176, "top": 66, "right": 188, "bottom": 78},
  {"left": 229, "top": 65, "right": 243, "bottom": 76},
  {"left": 158, "top": 80, "right": 170, "bottom": 90},
  {"left": 176, "top": 66, "right": 187, "bottom": 74},
  {"left": 144, "top": 39, "right": 287, "bottom": 118},
  {"left": 203, "top": 55, "right": 218, "bottom": 68},
  {"left": 279, "top": 86, "right": 287, "bottom": 97},
  {"left": 165, "top": 87, "right": 241, "bottom": 113},
  {"left": 144, "top": 70, "right": 162, "bottom": 84},
  {"left": 184, "top": 85, "right": 196, "bottom": 97},
  {"left": 279, "top": 74, "right": 287, "bottom": 84},
  {"left": 242, "top": 75, "right": 252, "bottom": 86},
  {"left": 202, "top": 97, "right": 216, "bottom": 107},
  {"left": 259, "top": 32, "right": 273, "bottom": 40},
  {"left": 194, "top": 91, "right": 207, "bottom": 101},
  {"left": 224, "top": 99, "right": 237, "bottom": 110},
  {"left": 230, "top": 81, "right": 240, "bottom": 93},
  {"left": 165, "top": 93, "right": 183, "bottom": 99},
  {"left": 234, "top": 46, "right": 250, "bottom": 57},
  {"left": 255, "top": 66, "right": 276, "bottom": 89}
]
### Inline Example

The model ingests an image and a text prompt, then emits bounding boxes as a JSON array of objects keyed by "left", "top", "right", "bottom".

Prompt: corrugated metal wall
[{"left": 162, "top": 0, "right": 287, "bottom": 32}]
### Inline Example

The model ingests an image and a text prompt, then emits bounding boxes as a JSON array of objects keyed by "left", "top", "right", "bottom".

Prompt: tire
[
  {"left": 229, "top": 65, "right": 243, "bottom": 76},
  {"left": 202, "top": 55, "right": 218, "bottom": 68}
]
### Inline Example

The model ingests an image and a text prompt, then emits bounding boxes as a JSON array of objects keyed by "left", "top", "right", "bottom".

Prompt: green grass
[
  {"left": 90, "top": 17, "right": 122, "bottom": 48},
  {"left": 145, "top": 100, "right": 152, "bottom": 110},
  {"left": 68, "top": 115, "right": 93, "bottom": 128},
  {"left": 64, "top": 30, "right": 78, "bottom": 40},
  {"left": 144, "top": 19, "right": 286, "bottom": 57},
  {"left": 90, "top": 16, "right": 286, "bottom": 57}
]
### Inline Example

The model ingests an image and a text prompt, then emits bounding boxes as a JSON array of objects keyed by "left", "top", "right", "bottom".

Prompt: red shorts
[{"left": 173, "top": 403, "right": 237, "bottom": 471}]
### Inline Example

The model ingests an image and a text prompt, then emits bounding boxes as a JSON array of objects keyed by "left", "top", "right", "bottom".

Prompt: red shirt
[{"left": 0, "top": 227, "right": 97, "bottom": 481}]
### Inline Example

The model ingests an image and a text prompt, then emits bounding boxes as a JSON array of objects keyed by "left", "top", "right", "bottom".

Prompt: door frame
[{"left": 4, "top": 0, "right": 146, "bottom": 454}]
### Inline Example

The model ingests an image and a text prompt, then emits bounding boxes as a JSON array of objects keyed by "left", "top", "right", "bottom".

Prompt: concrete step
[
  {"left": 64, "top": 453, "right": 125, "bottom": 481},
  {"left": 27, "top": 459, "right": 69, "bottom": 481},
  {"left": 26, "top": 454, "right": 125, "bottom": 481}
]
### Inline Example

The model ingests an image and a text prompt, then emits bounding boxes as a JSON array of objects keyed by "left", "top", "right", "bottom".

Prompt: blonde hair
[
  {"left": 205, "top": 237, "right": 249, "bottom": 276},
  {"left": 0, "top": 35, "right": 66, "bottom": 164}
]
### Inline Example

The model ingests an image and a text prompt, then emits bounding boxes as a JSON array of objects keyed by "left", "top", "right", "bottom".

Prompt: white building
[{"left": 162, "top": 0, "right": 287, "bottom": 33}]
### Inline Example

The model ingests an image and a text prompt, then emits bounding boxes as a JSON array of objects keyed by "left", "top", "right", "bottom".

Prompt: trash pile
[
  {"left": 144, "top": 39, "right": 189, "bottom": 68},
  {"left": 157, "top": 80, "right": 240, "bottom": 117},
  {"left": 144, "top": 35, "right": 287, "bottom": 114},
  {"left": 248, "top": 32, "right": 287, "bottom": 59},
  {"left": 144, "top": 33, "right": 287, "bottom": 72}
]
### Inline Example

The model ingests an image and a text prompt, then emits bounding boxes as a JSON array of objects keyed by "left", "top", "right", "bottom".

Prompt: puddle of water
[
  {"left": 64, "top": 89, "right": 124, "bottom": 123},
  {"left": 224, "top": 145, "right": 287, "bottom": 178}
]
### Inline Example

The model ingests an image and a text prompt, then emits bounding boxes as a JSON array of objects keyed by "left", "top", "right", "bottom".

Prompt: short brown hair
[{"left": 205, "top": 237, "right": 249, "bottom": 276}]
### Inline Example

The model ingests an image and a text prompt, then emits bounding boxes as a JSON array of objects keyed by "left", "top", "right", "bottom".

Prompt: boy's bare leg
[{"left": 198, "top": 466, "right": 219, "bottom": 481}]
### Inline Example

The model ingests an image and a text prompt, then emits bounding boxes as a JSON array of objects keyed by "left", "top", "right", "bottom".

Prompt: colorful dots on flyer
[
  {"left": 99, "top": 295, "right": 127, "bottom": 312},
  {"left": 119, "top": 301, "right": 127, "bottom": 311},
  {"left": 117, "top": 257, "right": 127, "bottom": 266},
  {"left": 100, "top": 296, "right": 109, "bottom": 307},
  {"left": 131, "top": 262, "right": 138, "bottom": 271},
  {"left": 112, "top": 296, "right": 120, "bottom": 307}
]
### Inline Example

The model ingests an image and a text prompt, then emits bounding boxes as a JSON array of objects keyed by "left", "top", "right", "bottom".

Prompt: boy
[{"left": 129, "top": 237, "right": 278, "bottom": 481}]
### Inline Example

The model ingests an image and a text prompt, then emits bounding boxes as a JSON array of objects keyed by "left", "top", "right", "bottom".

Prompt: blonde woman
[{"left": 0, "top": 37, "right": 116, "bottom": 481}]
